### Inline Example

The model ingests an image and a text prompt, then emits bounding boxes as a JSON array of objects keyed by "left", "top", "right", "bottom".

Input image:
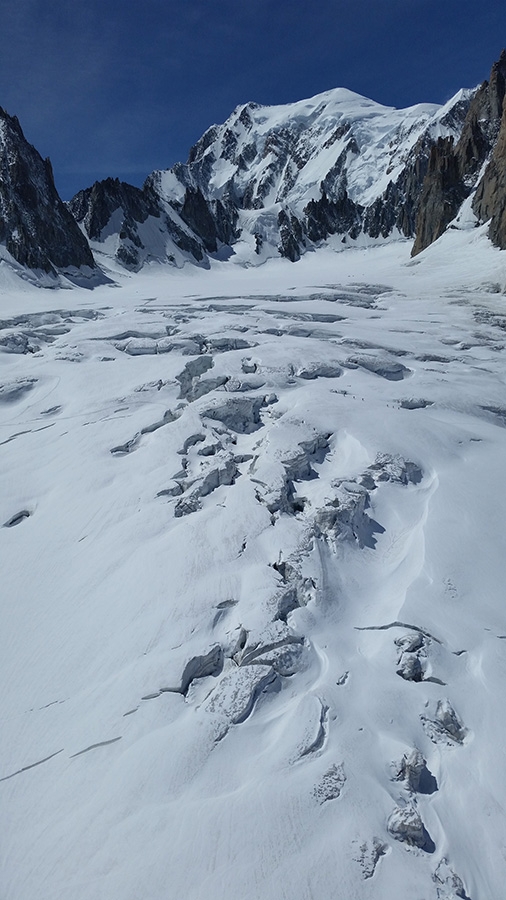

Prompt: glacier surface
[{"left": 1, "top": 228, "right": 506, "bottom": 900}]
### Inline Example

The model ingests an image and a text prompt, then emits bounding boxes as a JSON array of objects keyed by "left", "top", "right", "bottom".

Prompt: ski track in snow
[{"left": 1, "top": 236, "right": 506, "bottom": 899}]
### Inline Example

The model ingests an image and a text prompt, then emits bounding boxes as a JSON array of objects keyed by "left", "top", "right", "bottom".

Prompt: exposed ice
[
  {"left": 313, "top": 763, "right": 346, "bottom": 803},
  {"left": 202, "top": 395, "right": 269, "bottom": 433},
  {"left": 392, "top": 749, "right": 438, "bottom": 794},
  {"left": 387, "top": 804, "right": 435, "bottom": 852},
  {"left": 433, "top": 858, "right": 472, "bottom": 899}
]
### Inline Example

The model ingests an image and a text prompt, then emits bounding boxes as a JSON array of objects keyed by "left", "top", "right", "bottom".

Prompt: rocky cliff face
[
  {"left": 69, "top": 178, "right": 159, "bottom": 242},
  {"left": 412, "top": 51, "right": 506, "bottom": 256},
  {"left": 0, "top": 107, "right": 96, "bottom": 276},
  {"left": 411, "top": 137, "right": 468, "bottom": 255},
  {"left": 69, "top": 177, "right": 160, "bottom": 270},
  {"left": 177, "top": 186, "right": 239, "bottom": 252},
  {"left": 472, "top": 102, "right": 506, "bottom": 248},
  {"left": 472, "top": 57, "right": 506, "bottom": 250}
]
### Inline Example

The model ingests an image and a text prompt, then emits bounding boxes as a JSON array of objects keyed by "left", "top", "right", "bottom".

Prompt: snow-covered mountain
[
  {"left": 147, "top": 87, "right": 471, "bottom": 261},
  {"left": 68, "top": 176, "right": 213, "bottom": 272},
  {"left": 1, "top": 53, "right": 506, "bottom": 282},
  {"left": 67, "top": 51, "right": 506, "bottom": 272},
  {"left": 69, "top": 87, "right": 473, "bottom": 269}
]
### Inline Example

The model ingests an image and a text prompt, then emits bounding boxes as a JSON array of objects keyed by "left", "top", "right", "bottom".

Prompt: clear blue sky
[{"left": 1, "top": 0, "right": 503, "bottom": 199}]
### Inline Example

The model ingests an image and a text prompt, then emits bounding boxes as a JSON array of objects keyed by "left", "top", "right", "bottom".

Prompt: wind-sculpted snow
[{"left": 1, "top": 238, "right": 505, "bottom": 900}]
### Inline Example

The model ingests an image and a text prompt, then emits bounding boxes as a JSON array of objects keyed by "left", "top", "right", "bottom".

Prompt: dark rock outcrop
[
  {"left": 0, "top": 107, "right": 96, "bottom": 275},
  {"left": 176, "top": 186, "right": 239, "bottom": 253},
  {"left": 473, "top": 80, "right": 506, "bottom": 248},
  {"left": 305, "top": 189, "right": 362, "bottom": 243},
  {"left": 412, "top": 50, "right": 506, "bottom": 255},
  {"left": 278, "top": 208, "right": 304, "bottom": 260},
  {"left": 179, "top": 186, "right": 220, "bottom": 253},
  {"left": 411, "top": 136, "right": 468, "bottom": 255},
  {"left": 69, "top": 177, "right": 161, "bottom": 270}
]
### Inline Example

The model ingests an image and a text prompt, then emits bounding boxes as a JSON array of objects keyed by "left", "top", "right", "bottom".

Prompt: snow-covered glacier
[{"left": 1, "top": 224, "right": 506, "bottom": 900}]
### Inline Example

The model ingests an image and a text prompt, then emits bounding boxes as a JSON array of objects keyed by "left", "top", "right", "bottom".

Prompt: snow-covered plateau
[{"left": 1, "top": 226, "right": 506, "bottom": 900}]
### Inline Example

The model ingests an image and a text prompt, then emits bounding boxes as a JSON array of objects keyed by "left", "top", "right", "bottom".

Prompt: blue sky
[{"left": 1, "top": 0, "right": 503, "bottom": 199}]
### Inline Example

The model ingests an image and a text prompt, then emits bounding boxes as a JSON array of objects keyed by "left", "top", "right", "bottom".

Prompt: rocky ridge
[
  {"left": 67, "top": 176, "right": 212, "bottom": 271},
  {"left": 472, "top": 56, "right": 506, "bottom": 249}
]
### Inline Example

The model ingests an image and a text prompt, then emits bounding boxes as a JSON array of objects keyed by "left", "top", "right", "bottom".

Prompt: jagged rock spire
[{"left": 0, "top": 107, "right": 96, "bottom": 274}]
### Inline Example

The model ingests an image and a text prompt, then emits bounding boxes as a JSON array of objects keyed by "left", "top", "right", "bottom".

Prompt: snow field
[{"left": 1, "top": 233, "right": 506, "bottom": 899}]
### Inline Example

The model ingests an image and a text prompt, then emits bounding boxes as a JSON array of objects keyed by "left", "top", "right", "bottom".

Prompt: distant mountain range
[{"left": 1, "top": 51, "right": 506, "bottom": 283}]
